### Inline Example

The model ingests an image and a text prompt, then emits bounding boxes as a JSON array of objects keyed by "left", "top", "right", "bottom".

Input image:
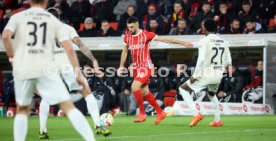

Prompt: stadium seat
[
  {"left": 268, "top": 18, "right": 276, "bottom": 28},
  {"left": 13, "top": 9, "right": 24, "bottom": 14},
  {"left": 0, "top": 10, "right": 3, "bottom": 19},
  {"left": 109, "top": 22, "right": 118, "bottom": 31},
  {"left": 79, "top": 23, "right": 97, "bottom": 31}
]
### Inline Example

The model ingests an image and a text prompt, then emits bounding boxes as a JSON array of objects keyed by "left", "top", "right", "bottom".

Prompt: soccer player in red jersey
[{"left": 118, "top": 16, "right": 192, "bottom": 125}]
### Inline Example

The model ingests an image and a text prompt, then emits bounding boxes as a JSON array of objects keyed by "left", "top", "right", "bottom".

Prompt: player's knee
[
  {"left": 179, "top": 84, "right": 192, "bottom": 93},
  {"left": 16, "top": 105, "right": 30, "bottom": 115},
  {"left": 131, "top": 84, "right": 139, "bottom": 92},
  {"left": 59, "top": 100, "right": 75, "bottom": 114}
]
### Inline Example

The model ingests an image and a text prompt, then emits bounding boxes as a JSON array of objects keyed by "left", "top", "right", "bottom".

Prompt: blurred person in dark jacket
[
  {"left": 243, "top": 19, "right": 265, "bottom": 34},
  {"left": 136, "top": 0, "right": 158, "bottom": 18},
  {"left": 118, "top": 66, "right": 136, "bottom": 115},
  {"left": 189, "top": 2, "right": 214, "bottom": 34},
  {"left": 244, "top": 61, "right": 263, "bottom": 90},
  {"left": 168, "top": 64, "right": 189, "bottom": 100},
  {"left": 113, "top": 0, "right": 136, "bottom": 20},
  {"left": 226, "top": 19, "right": 241, "bottom": 34},
  {"left": 146, "top": 18, "right": 164, "bottom": 35},
  {"left": 142, "top": 3, "right": 164, "bottom": 31},
  {"left": 98, "top": 20, "right": 118, "bottom": 37},
  {"left": 78, "top": 17, "right": 98, "bottom": 37},
  {"left": 238, "top": 1, "right": 259, "bottom": 30},
  {"left": 0, "top": 7, "right": 13, "bottom": 33},
  {"left": 92, "top": 0, "right": 113, "bottom": 28},
  {"left": 118, "top": 5, "right": 139, "bottom": 34},
  {"left": 92, "top": 70, "right": 116, "bottom": 114},
  {"left": 70, "top": 0, "right": 91, "bottom": 29},
  {"left": 169, "top": 18, "right": 191, "bottom": 35},
  {"left": 214, "top": 2, "right": 235, "bottom": 34},
  {"left": 254, "top": 0, "right": 275, "bottom": 27},
  {"left": 48, "top": 0, "right": 70, "bottom": 18},
  {"left": 217, "top": 65, "right": 245, "bottom": 103}
]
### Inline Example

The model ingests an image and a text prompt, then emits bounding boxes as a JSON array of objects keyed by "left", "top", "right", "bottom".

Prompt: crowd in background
[{"left": 0, "top": 0, "right": 276, "bottom": 37}]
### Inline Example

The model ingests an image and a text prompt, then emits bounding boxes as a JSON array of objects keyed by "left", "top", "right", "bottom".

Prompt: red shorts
[{"left": 133, "top": 67, "right": 153, "bottom": 84}]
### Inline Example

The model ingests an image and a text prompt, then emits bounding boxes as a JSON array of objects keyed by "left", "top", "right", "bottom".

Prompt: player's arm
[
  {"left": 192, "top": 42, "right": 207, "bottom": 81},
  {"left": 154, "top": 36, "right": 193, "bottom": 48},
  {"left": 72, "top": 37, "right": 100, "bottom": 71},
  {"left": 2, "top": 29, "right": 14, "bottom": 61},
  {"left": 61, "top": 40, "right": 80, "bottom": 69}
]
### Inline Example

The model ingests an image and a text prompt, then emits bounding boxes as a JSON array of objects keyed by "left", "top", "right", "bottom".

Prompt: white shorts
[
  {"left": 186, "top": 77, "right": 221, "bottom": 94},
  {"left": 15, "top": 75, "right": 71, "bottom": 106}
]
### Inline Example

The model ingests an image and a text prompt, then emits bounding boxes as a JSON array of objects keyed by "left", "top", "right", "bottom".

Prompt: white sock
[
  {"left": 14, "top": 114, "right": 28, "bottom": 141},
  {"left": 179, "top": 87, "right": 199, "bottom": 115},
  {"left": 67, "top": 108, "right": 95, "bottom": 141},
  {"left": 39, "top": 100, "right": 50, "bottom": 133},
  {"left": 208, "top": 94, "right": 220, "bottom": 122},
  {"left": 70, "top": 93, "right": 83, "bottom": 103},
  {"left": 85, "top": 94, "right": 101, "bottom": 127}
]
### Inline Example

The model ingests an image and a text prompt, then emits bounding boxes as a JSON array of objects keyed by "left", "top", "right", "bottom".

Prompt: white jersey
[
  {"left": 4, "top": 7, "right": 68, "bottom": 80},
  {"left": 193, "top": 34, "right": 232, "bottom": 82},
  {"left": 54, "top": 23, "right": 79, "bottom": 71}
]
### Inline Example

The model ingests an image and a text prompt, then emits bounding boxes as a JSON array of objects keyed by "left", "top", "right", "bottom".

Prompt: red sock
[
  {"left": 133, "top": 90, "right": 145, "bottom": 115},
  {"left": 144, "top": 92, "right": 163, "bottom": 114}
]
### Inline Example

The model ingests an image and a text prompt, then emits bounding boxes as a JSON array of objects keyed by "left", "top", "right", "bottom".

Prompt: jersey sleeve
[
  {"left": 69, "top": 25, "right": 79, "bottom": 40},
  {"left": 146, "top": 31, "right": 157, "bottom": 41},
  {"left": 4, "top": 15, "right": 17, "bottom": 33},
  {"left": 56, "top": 21, "right": 69, "bottom": 43},
  {"left": 224, "top": 47, "right": 232, "bottom": 67}
]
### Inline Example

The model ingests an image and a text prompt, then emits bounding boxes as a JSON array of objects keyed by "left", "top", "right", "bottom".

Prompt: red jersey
[{"left": 124, "top": 30, "right": 157, "bottom": 68}]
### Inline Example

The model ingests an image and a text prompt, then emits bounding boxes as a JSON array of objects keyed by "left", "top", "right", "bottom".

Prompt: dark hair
[
  {"left": 219, "top": 2, "right": 227, "bottom": 6},
  {"left": 174, "top": 1, "right": 182, "bottom": 5},
  {"left": 204, "top": 19, "right": 216, "bottom": 32},
  {"left": 242, "top": 0, "right": 251, "bottom": 6},
  {"left": 178, "top": 18, "right": 186, "bottom": 22},
  {"left": 47, "top": 8, "right": 59, "bottom": 19},
  {"left": 127, "top": 16, "right": 139, "bottom": 24},
  {"left": 31, "top": 0, "right": 45, "bottom": 4},
  {"left": 101, "top": 20, "right": 109, "bottom": 24},
  {"left": 149, "top": 18, "right": 157, "bottom": 22},
  {"left": 127, "top": 5, "right": 136, "bottom": 10},
  {"left": 203, "top": 2, "right": 211, "bottom": 6},
  {"left": 231, "top": 19, "right": 239, "bottom": 23}
]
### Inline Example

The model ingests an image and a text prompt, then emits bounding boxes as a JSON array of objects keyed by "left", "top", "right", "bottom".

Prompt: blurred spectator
[
  {"left": 113, "top": 0, "right": 136, "bottom": 20},
  {"left": 55, "top": 5, "right": 69, "bottom": 24},
  {"left": 238, "top": 1, "right": 259, "bottom": 30},
  {"left": 98, "top": 20, "right": 118, "bottom": 37},
  {"left": 180, "top": 0, "right": 192, "bottom": 19},
  {"left": 70, "top": 0, "right": 91, "bottom": 30},
  {"left": 0, "top": 0, "right": 20, "bottom": 9},
  {"left": 226, "top": 19, "right": 241, "bottom": 34},
  {"left": 78, "top": 17, "right": 98, "bottom": 37},
  {"left": 2, "top": 74, "right": 15, "bottom": 112},
  {"left": 92, "top": 70, "right": 116, "bottom": 114},
  {"left": 143, "top": 3, "right": 164, "bottom": 30},
  {"left": 17, "top": 0, "right": 30, "bottom": 9},
  {"left": 169, "top": 18, "right": 191, "bottom": 35},
  {"left": 170, "top": 1, "right": 185, "bottom": 28},
  {"left": 168, "top": 64, "right": 189, "bottom": 100},
  {"left": 243, "top": 19, "right": 264, "bottom": 34},
  {"left": 146, "top": 19, "right": 164, "bottom": 35},
  {"left": 48, "top": 0, "right": 70, "bottom": 19},
  {"left": 92, "top": 0, "right": 114, "bottom": 28},
  {"left": 267, "top": 15, "right": 276, "bottom": 33},
  {"left": 218, "top": 65, "right": 245, "bottom": 103},
  {"left": 189, "top": 2, "right": 214, "bottom": 34},
  {"left": 214, "top": 2, "right": 235, "bottom": 34},
  {"left": 244, "top": 61, "right": 263, "bottom": 90},
  {"left": 0, "top": 7, "right": 13, "bottom": 33},
  {"left": 136, "top": 0, "right": 158, "bottom": 18},
  {"left": 188, "top": 0, "right": 200, "bottom": 20},
  {"left": 157, "top": 0, "right": 172, "bottom": 18},
  {"left": 117, "top": 66, "right": 136, "bottom": 115},
  {"left": 118, "top": 5, "right": 139, "bottom": 34}
]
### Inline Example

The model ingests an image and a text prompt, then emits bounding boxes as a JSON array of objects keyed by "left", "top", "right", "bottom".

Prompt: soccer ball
[
  {"left": 164, "top": 106, "right": 174, "bottom": 116},
  {"left": 100, "top": 113, "right": 114, "bottom": 126}
]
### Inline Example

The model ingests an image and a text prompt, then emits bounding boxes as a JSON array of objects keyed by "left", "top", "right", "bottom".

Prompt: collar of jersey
[{"left": 132, "top": 30, "right": 143, "bottom": 37}]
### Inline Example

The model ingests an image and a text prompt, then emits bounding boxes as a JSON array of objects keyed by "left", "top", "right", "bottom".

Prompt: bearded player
[
  {"left": 117, "top": 16, "right": 192, "bottom": 125},
  {"left": 179, "top": 19, "right": 232, "bottom": 127}
]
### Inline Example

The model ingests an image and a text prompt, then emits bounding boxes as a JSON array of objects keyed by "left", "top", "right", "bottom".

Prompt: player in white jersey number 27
[
  {"left": 179, "top": 19, "right": 232, "bottom": 127},
  {"left": 37, "top": 8, "right": 111, "bottom": 139},
  {"left": 2, "top": 0, "right": 95, "bottom": 141}
]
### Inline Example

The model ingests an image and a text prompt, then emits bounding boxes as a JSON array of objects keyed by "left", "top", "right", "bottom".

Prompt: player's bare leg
[
  {"left": 59, "top": 100, "right": 95, "bottom": 141},
  {"left": 14, "top": 105, "right": 30, "bottom": 141},
  {"left": 132, "top": 80, "right": 147, "bottom": 123},
  {"left": 141, "top": 85, "right": 166, "bottom": 125},
  {"left": 179, "top": 82, "right": 204, "bottom": 127}
]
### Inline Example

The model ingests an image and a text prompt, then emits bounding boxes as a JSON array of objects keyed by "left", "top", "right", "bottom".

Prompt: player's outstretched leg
[
  {"left": 144, "top": 92, "right": 166, "bottom": 125},
  {"left": 14, "top": 106, "right": 29, "bottom": 141},
  {"left": 60, "top": 100, "right": 95, "bottom": 141},
  {"left": 179, "top": 85, "right": 204, "bottom": 127},
  {"left": 208, "top": 93, "right": 223, "bottom": 127},
  {"left": 39, "top": 100, "right": 50, "bottom": 139},
  {"left": 84, "top": 93, "right": 112, "bottom": 136}
]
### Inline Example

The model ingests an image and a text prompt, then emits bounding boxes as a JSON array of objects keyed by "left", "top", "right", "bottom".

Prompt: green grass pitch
[{"left": 1, "top": 115, "right": 276, "bottom": 141}]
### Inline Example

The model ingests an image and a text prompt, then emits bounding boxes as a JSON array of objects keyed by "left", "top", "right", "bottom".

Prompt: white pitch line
[{"left": 48, "top": 128, "right": 276, "bottom": 141}]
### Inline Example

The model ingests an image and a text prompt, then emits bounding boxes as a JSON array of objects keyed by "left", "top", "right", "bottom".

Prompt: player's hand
[
  {"left": 117, "top": 67, "right": 127, "bottom": 77},
  {"left": 76, "top": 70, "right": 88, "bottom": 88},
  {"left": 183, "top": 42, "right": 193, "bottom": 48},
  {"left": 190, "top": 76, "right": 197, "bottom": 84},
  {"left": 218, "top": 91, "right": 225, "bottom": 98}
]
